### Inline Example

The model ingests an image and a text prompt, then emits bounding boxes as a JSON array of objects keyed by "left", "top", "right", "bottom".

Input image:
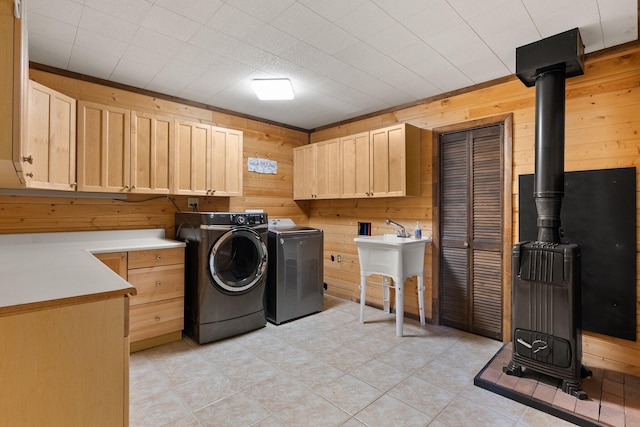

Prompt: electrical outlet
[{"left": 187, "top": 197, "right": 199, "bottom": 209}]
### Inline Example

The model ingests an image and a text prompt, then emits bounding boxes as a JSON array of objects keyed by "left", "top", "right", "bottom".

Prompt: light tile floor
[{"left": 130, "top": 295, "right": 577, "bottom": 427}]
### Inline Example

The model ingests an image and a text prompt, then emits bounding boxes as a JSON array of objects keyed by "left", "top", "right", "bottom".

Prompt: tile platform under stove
[{"left": 474, "top": 342, "right": 640, "bottom": 427}]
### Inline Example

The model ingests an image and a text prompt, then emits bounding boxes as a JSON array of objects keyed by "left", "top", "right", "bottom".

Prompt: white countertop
[{"left": 0, "top": 229, "right": 185, "bottom": 315}]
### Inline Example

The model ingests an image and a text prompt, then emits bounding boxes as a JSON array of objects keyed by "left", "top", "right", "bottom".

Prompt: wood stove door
[{"left": 439, "top": 124, "right": 504, "bottom": 340}]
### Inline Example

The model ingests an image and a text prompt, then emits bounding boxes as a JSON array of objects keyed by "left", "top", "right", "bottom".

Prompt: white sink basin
[
  {"left": 355, "top": 234, "right": 417, "bottom": 244},
  {"left": 354, "top": 234, "right": 429, "bottom": 278}
]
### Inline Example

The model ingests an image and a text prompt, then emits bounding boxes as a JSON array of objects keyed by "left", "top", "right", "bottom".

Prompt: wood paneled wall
[
  {"left": 309, "top": 44, "right": 640, "bottom": 375},
  {"left": 3, "top": 45, "right": 639, "bottom": 375},
  {"left": 0, "top": 69, "right": 308, "bottom": 239}
]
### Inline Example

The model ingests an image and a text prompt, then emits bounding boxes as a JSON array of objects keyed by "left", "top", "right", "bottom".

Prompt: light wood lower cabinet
[
  {"left": 0, "top": 297, "right": 130, "bottom": 426},
  {"left": 95, "top": 247, "right": 184, "bottom": 352}
]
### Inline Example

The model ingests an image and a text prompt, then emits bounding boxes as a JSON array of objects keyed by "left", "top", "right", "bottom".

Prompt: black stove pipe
[{"left": 534, "top": 66, "right": 566, "bottom": 243}]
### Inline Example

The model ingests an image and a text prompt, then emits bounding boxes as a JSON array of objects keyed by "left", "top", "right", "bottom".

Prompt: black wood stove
[{"left": 503, "top": 28, "right": 591, "bottom": 399}]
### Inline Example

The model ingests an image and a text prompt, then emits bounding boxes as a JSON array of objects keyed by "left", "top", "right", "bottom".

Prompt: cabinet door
[
  {"left": 77, "top": 101, "right": 131, "bottom": 193},
  {"left": 293, "top": 144, "right": 316, "bottom": 200},
  {"left": 24, "top": 80, "right": 77, "bottom": 191},
  {"left": 340, "top": 132, "right": 369, "bottom": 198},
  {"left": 370, "top": 124, "right": 404, "bottom": 197},
  {"left": 0, "top": 298, "right": 128, "bottom": 426},
  {"left": 315, "top": 138, "right": 341, "bottom": 199},
  {"left": 0, "top": 0, "right": 28, "bottom": 189},
  {"left": 131, "top": 111, "right": 173, "bottom": 194},
  {"left": 210, "top": 126, "right": 243, "bottom": 196},
  {"left": 173, "top": 120, "right": 210, "bottom": 195},
  {"left": 94, "top": 251, "right": 128, "bottom": 280}
]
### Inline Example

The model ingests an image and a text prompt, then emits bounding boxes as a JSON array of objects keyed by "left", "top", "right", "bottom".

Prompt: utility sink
[
  {"left": 354, "top": 234, "right": 432, "bottom": 336},
  {"left": 354, "top": 234, "right": 429, "bottom": 278}
]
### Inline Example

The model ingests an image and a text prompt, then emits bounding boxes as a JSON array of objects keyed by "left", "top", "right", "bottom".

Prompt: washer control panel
[
  {"left": 203, "top": 212, "right": 267, "bottom": 226},
  {"left": 230, "top": 213, "right": 267, "bottom": 226}
]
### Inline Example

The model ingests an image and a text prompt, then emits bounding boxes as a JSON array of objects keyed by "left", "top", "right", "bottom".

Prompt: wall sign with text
[{"left": 247, "top": 158, "right": 277, "bottom": 174}]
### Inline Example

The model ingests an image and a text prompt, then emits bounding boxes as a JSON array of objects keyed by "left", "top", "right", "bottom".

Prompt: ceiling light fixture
[{"left": 252, "top": 78, "right": 294, "bottom": 100}]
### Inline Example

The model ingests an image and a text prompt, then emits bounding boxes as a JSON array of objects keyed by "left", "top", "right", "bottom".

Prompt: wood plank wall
[
  {"left": 0, "top": 69, "right": 308, "bottom": 239},
  {"left": 2, "top": 45, "right": 639, "bottom": 375},
  {"left": 309, "top": 44, "right": 640, "bottom": 376}
]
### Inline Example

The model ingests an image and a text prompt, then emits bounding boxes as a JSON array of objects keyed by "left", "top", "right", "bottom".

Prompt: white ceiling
[{"left": 27, "top": 0, "right": 638, "bottom": 130}]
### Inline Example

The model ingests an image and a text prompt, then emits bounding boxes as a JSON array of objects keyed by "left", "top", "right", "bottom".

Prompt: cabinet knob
[
  {"left": 122, "top": 256, "right": 127, "bottom": 262},
  {"left": 123, "top": 185, "right": 130, "bottom": 191},
  {"left": 70, "top": 182, "right": 77, "bottom": 188},
  {"left": 130, "top": 185, "right": 136, "bottom": 191},
  {"left": 22, "top": 155, "right": 33, "bottom": 164},
  {"left": 25, "top": 172, "right": 33, "bottom": 178},
  {"left": 156, "top": 281, "right": 161, "bottom": 287},
  {"left": 155, "top": 316, "right": 161, "bottom": 322},
  {"left": 156, "top": 255, "right": 161, "bottom": 260}
]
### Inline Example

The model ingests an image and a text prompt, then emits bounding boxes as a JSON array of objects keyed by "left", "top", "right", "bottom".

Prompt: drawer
[
  {"left": 128, "top": 265, "right": 184, "bottom": 306},
  {"left": 130, "top": 298, "right": 184, "bottom": 343},
  {"left": 128, "top": 247, "right": 184, "bottom": 269}
]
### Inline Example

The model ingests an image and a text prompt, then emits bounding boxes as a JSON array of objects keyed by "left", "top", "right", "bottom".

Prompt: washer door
[{"left": 209, "top": 227, "right": 267, "bottom": 293}]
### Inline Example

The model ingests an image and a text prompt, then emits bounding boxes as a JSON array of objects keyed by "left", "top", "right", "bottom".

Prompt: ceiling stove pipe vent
[{"left": 516, "top": 28, "right": 585, "bottom": 243}]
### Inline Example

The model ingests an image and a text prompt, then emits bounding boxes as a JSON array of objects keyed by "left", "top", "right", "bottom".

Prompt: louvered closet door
[{"left": 440, "top": 125, "right": 503, "bottom": 340}]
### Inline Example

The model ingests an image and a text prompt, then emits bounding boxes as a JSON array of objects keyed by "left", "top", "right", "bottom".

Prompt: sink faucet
[{"left": 385, "top": 218, "right": 410, "bottom": 238}]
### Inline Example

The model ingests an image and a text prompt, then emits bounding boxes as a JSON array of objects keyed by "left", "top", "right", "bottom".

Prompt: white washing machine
[{"left": 175, "top": 212, "right": 268, "bottom": 344}]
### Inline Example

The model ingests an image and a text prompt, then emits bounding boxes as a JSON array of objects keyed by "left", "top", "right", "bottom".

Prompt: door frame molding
[{"left": 431, "top": 113, "right": 513, "bottom": 341}]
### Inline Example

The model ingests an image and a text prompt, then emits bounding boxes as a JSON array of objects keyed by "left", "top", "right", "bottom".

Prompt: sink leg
[
  {"left": 417, "top": 275, "right": 426, "bottom": 325},
  {"left": 382, "top": 276, "right": 391, "bottom": 313},
  {"left": 395, "top": 275, "right": 404, "bottom": 337},
  {"left": 359, "top": 273, "right": 366, "bottom": 323}
]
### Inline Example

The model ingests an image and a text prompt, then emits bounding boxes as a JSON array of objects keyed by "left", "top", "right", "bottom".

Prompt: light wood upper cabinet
[
  {"left": 131, "top": 111, "right": 173, "bottom": 194},
  {"left": 315, "top": 138, "right": 341, "bottom": 199},
  {"left": 77, "top": 101, "right": 131, "bottom": 193},
  {"left": 340, "top": 132, "right": 370, "bottom": 198},
  {"left": 78, "top": 102, "right": 176, "bottom": 194},
  {"left": 174, "top": 120, "right": 244, "bottom": 196},
  {"left": 211, "top": 126, "right": 243, "bottom": 197},
  {"left": 293, "top": 138, "right": 341, "bottom": 200},
  {"left": 0, "top": 0, "right": 28, "bottom": 188},
  {"left": 174, "top": 119, "right": 211, "bottom": 195},
  {"left": 368, "top": 123, "right": 421, "bottom": 198},
  {"left": 293, "top": 144, "right": 316, "bottom": 199},
  {"left": 24, "top": 80, "right": 77, "bottom": 190},
  {"left": 296, "top": 123, "right": 421, "bottom": 200}
]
